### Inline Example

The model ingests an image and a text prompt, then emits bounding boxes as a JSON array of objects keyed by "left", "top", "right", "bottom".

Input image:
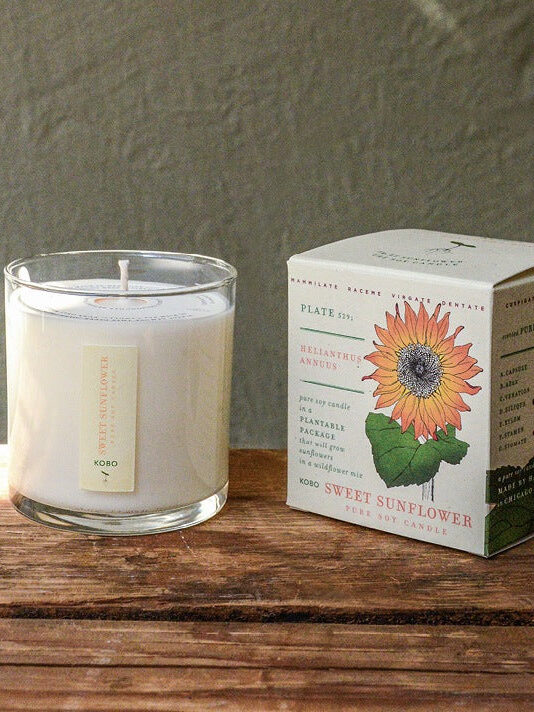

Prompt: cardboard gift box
[{"left": 287, "top": 229, "right": 534, "bottom": 556}]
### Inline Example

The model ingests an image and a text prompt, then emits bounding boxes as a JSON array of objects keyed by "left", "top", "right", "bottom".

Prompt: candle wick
[{"left": 118, "top": 260, "right": 129, "bottom": 292}]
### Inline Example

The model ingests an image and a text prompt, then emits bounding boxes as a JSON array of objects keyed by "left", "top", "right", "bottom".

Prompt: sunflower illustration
[{"left": 363, "top": 302, "right": 482, "bottom": 441}]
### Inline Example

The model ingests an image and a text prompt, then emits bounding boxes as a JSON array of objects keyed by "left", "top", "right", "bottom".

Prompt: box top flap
[{"left": 289, "top": 230, "right": 534, "bottom": 287}]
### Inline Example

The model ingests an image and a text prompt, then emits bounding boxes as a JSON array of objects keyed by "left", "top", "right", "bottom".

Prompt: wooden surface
[{"left": 1, "top": 449, "right": 533, "bottom": 710}]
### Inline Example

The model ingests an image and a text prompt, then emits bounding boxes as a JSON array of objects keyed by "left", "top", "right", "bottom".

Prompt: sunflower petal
[
  {"left": 386, "top": 311, "right": 401, "bottom": 345},
  {"left": 390, "top": 393, "right": 408, "bottom": 421},
  {"left": 415, "top": 302, "right": 429, "bottom": 343},
  {"left": 394, "top": 304, "right": 411, "bottom": 346},
  {"left": 419, "top": 399, "right": 438, "bottom": 439},
  {"left": 403, "top": 302, "right": 418, "bottom": 341},
  {"left": 438, "top": 326, "right": 464, "bottom": 355},
  {"left": 436, "top": 311, "right": 450, "bottom": 342},
  {"left": 378, "top": 371, "right": 400, "bottom": 385},
  {"left": 374, "top": 382, "right": 405, "bottom": 395},
  {"left": 376, "top": 387, "right": 405, "bottom": 409},
  {"left": 437, "top": 383, "right": 471, "bottom": 411},
  {"left": 364, "top": 352, "right": 397, "bottom": 370},
  {"left": 453, "top": 363, "right": 483, "bottom": 379},
  {"left": 426, "top": 316, "right": 440, "bottom": 349},
  {"left": 375, "top": 325, "right": 398, "bottom": 350},
  {"left": 372, "top": 342, "right": 397, "bottom": 357},
  {"left": 444, "top": 374, "right": 482, "bottom": 395},
  {"left": 441, "top": 342, "right": 474, "bottom": 367},
  {"left": 425, "top": 395, "right": 448, "bottom": 433},
  {"left": 413, "top": 403, "right": 429, "bottom": 439},
  {"left": 399, "top": 394, "right": 418, "bottom": 433},
  {"left": 442, "top": 402, "right": 462, "bottom": 429}
]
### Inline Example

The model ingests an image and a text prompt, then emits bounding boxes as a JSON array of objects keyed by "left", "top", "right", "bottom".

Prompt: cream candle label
[{"left": 80, "top": 345, "right": 138, "bottom": 492}]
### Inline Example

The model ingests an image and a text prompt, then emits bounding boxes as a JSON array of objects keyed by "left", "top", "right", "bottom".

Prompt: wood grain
[
  {"left": 1, "top": 449, "right": 534, "bottom": 709},
  {"left": 0, "top": 620, "right": 533, "bottom": 711},
  {"left": 1, "top": 449, "right": 534, "bottom": 623},
  {"left": 1, "top": 620, "right": 533, "bottom": 672},
  {"left": 2, "top": 667, "right": 533, "bottom": 712}
]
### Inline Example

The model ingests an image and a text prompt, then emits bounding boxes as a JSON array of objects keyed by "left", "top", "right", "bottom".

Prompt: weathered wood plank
[
  {"left": 1, "top": 620, "right": 533, "bottom": 673},
  {"left": 0, "top": 668, "right": 532, "bottom": 711},
  {"left": 0, "top": 621, "right": 533, "bottom": 711},
  {"left": 1, "top": 450, "right": 534, "bottom": 623}
]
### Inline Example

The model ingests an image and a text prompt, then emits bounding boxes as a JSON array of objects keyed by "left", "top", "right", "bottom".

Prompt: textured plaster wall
[{"left": 1, "top": 1, "right": 534, "bottom": 446}]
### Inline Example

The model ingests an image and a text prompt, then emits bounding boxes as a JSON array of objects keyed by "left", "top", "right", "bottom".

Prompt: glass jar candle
[{"left": 4, "top": 250, "right": 236, "bottom": 535}]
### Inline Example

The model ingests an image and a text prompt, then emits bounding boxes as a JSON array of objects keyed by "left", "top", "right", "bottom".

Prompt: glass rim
[{"left": 4, "top": 249, "right": 237, "bottom": 297}]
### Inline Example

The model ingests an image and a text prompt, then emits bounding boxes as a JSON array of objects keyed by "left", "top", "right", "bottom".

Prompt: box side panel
[
  {"left": 287, "top": 260, "right": 491, "bottom": 555},
  {"left": 487, "top": 280, "right": 534, "bottom": 555}
]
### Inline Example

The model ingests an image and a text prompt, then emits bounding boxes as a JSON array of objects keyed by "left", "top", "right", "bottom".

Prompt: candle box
[{"left": 287, "top": 229, "right": 534, "bottom": 556}]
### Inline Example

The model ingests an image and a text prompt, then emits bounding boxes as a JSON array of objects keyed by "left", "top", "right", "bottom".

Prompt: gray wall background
[{"left": 1, "top": 0, "right": 533, "bottom": 446}]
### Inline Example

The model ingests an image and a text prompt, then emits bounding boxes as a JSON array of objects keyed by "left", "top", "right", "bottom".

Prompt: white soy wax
[{"left": 5, "top": 252, "right": 235, "bottom": 534}]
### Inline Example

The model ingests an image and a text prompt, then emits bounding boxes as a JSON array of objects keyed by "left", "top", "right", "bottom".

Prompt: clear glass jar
[{"left": 4, "top": 250, "right": 236, "bottom": 535}]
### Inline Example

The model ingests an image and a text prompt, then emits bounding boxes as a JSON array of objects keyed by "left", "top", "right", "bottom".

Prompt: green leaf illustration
[
  {"left": 485, "top": 457, "right": 534, "bottom": 555},
  {"left": 365, "top": 412, "right": 469, "bottom": 488},
  {"left": 485, "top": 495, "right": 534, "bottom": 556}
]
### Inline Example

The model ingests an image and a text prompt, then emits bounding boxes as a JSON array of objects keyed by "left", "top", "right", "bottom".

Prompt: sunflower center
[{"left": 397, "top": 344, "right": 442, "bottom": 398}]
